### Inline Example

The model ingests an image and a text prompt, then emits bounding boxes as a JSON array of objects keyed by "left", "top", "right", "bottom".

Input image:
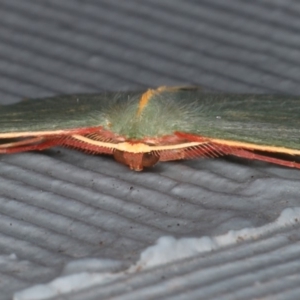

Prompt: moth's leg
[
  {"left": 157, "top": 132, "right": 213, "bottom": 161},
  {"left": 230, "top": 148, "right": 300, "bottom": 169},
  {"left": 61, "top": 135, "right": 114, "bottom": 155},
  {"left": 0, "top": 137, "right": 63, "bottom": 154},
  {"left": 159, "top": 142, "right": 234, "bottom": 162},
  {"left": 0, "top": 134, "right": 115, "bottom": 156},
  {"left": 159, "top": 144, "right": 208, "bottom": 161},
  {"left": 0, "top": 137, "right": 44, "bottom": 149}
]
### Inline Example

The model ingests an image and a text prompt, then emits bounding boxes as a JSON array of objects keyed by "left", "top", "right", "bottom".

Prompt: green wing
[
  {"left": 124, "top": 88, "right": 300, "bottom": 149},
  {"left": 0, "top": 92, "right": 142, "bottom": 133},
  {"left": 0, "top": 88, "right": 299, "bottom": 150},
  {"left": 180, "top": 91, "right": 300, "bottom": 150}
]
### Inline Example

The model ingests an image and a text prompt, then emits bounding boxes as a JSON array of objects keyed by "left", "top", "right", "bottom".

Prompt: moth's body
[{"left": 1, "top": 86, "right": 300, "bottom": 171}]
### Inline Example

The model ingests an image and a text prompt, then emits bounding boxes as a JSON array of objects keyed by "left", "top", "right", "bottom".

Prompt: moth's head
[{"left": 113, "top": 150, "right": 159, "bottom": 171}]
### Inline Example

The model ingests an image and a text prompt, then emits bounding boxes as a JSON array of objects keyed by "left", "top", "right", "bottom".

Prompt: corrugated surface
[
  {"left": 47, "top": 226, "right": 300, "bottom": 300},
  {"left": 0, "top": 1, "right": 300, "bottom": 299}
]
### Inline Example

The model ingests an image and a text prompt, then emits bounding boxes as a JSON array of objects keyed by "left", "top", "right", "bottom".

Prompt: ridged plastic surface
[{"left": 1, "top": 1, "right": 300, "bottom": 299}]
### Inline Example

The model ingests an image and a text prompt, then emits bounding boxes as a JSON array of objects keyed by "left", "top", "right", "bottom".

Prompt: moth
[{"left": 0, "top": 86, "right": 300, "bottom": 171}]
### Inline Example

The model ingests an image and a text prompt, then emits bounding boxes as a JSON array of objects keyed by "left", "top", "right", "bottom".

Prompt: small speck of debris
[
  {"left": 130, "top": 186, "right": 134, "bottom": 190},
  {"left": 216, "top": 116, "right": 221, "bottom": 119},
  {"left": 237, "top": 236, "right": 244, "bottom": 242}
]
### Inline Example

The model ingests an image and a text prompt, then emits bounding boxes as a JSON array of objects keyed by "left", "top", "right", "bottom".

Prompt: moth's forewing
[
  {"left": 0, "top": 92, "right": 143, "bottom": 137},
  {"left": 186, "top": 93, "right": 300, "bottom": 152}
]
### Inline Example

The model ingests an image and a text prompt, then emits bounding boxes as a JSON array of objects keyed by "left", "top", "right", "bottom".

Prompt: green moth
[{"left": 0, "top": 86, "right": 299, "bottom": 171}]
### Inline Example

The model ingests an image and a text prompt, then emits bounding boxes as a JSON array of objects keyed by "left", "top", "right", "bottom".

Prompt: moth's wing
[
  {"left": 0, "top": 92, "right": 142, "bottom": 137},
  {"left": 194, "top": 95, "right": 300, "bottom": 150},
  {"left": 170, "top": 90, "right": 300, "bottom": 151},
  {"left": 2, "top": 87, "right": 299, "bottom": 151}
]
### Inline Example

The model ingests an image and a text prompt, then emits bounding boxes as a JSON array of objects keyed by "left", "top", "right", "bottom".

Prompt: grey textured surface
[{"left": 1, "top": 1, "right": 300, "bottom": 299}]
